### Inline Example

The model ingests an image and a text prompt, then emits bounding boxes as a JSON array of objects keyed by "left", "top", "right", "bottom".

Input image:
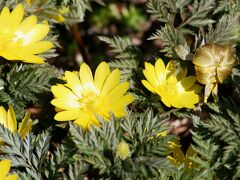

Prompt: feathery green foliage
[
  {"left": 69, "top": 109, "right": 177, "bottom": 179},
  {"left": 99, "top": 36, "right": 141, "bottom": 84},
  {"left": 0, "top": 124, "right": 51, "bottom": 179},
  {"left": 0, "top": 63, "right": 58, "bottom": 117},
  {"left": 0, "top": 0, "right": 239, "bottom": 179}
]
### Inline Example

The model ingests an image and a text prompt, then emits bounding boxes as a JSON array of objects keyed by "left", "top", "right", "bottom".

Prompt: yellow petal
[
  {"left": 177, "top": 67, "right": 187, "bottom": 80},
  {"left": 142, "top": 80, "right": 156, "bottom": 93},
  {"left": 51, "top": 98, "right": 81, "bottom": 110},
  {"left": 7, "top": 106, "right": 17, "bottom": 132},
  {"left": 0, "top": 106, "right": 7, "bottom": 126},
  {"left": 20, "top": 54, "right": 44, "bottom": 64},
  {"left": 4, "top": 174, "right": 18, "bottom": 180},
  {"left": 0, "top": 7, "right": 10, "bottom": 34},
  {"left": 74, "top": 112, "right": 100, "bottom": 129},
  {"left": 0, "top": 159, "right": 11, "bottom": 179},
  {"left": 166, "top": 75, "right": 177, "bottom": 84},
  {"left": 172, "top": 148, "right": 185, "bottom": 165},
  {"left": 18, "top": 112, "right": 32, "bottom": 139},
  {"left": 186, "top": 145, "right": 196, "bottom": 158},
  {"left": 117, "top": 94, "right": 134, "bottom": 106},
  {"left": 25, "top": 24, "right": 50, "bottom": 43},
  {"left": 177, "top": 76, "right": 196, "bottom": 92},
  {"left": 143, "top": 62, "right": 159, "bottom": 87},
  {"left": 169, "top": 96, "right": 183, "bottom": 108},
  {"left": 54, "top": 109, "right": 82, "bottom": 121},
  {"left": 108, "top": 94, "right": 134, "bottom": 117},
  {"left": 155, "top": 59, "right": 166, "bottom": 84},
  {"left": 79, "top": 63, "right": 94, "bottom": 92},
  {"left": 94, "top": 62, "right": 110, "bottom": 92},
  {"left": 105, "top": 82, "right": 130, "bottom": 103},
  {"left": 100, "top": 69, "right": 120, "bottom": 96},
  {"left": 178, "top": 92, "right": 199, "bottom": 108},
  {"left": 0, "top": 7, "right": 10, "bottom": 17},
  {"left": 0, "top": 51, "right": 18, "bottom": 61},
  {"left": 167, "top": 155, "right": 179, "bottom": 166},
  {"left": 64, "top": 71, "right": 83, "bottom": 97},
  {"left": 166, "top": 60, "right": 176, "bottom": 76},
  {"left": 9, "top": 4, "right": 24, "bottom": 32},
  {"left": 15, "top": 15, "right": 37, "bottom": 34},
  {"left": 51, "top": 85, "right": 78, "bottom": 100},
  {"left": 22, "top": 41, "right": 53, "bottom": 54},
  {"left": 19, "top": 122, "right": 31, "bottom": 139},
  {"left": 188, "top": 84, "right": 203, "bottom": 93},
  {"left": 160, "top": 96, "right": 171, "bottom": 107}
]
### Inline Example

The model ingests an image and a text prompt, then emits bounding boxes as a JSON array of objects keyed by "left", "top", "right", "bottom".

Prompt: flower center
[
  {"left": 0, "top": 33, "right": 24, "bottom": 53},
  {"left": 159, "top": 83, "right": 177, "bottom": 96},
  {"left": 79, "top": 91, "right": 100, "bottom": 111},
  {"left": 0, "top": 34, "right": 13, "bottom": 51}
]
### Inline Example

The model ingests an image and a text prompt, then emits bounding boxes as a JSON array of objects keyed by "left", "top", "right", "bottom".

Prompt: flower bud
[
  {"left": 193, "top": 44, "right": 236, "bottom": 102},
  {"left": 116, "top": 142, "right": 131, "bottom": 160}
]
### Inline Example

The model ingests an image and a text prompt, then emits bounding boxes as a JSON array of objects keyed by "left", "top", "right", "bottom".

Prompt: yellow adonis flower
[
  {"left": 142, "top": 59, "right": 202, "bottom": 109},
  {"left": 26, "top": 0, "right": 69, "bottom": 23},
  {"left": 167, "top": 145, "right": 197, "bottom": 169},
  {"left": 51, "top": 62, "right": 134, "bottom": 129},
  {"left": 0, "top": 4, "right": 53, "bottom": 64},
  {"left": 0, "top": 160, "right": 18, "bottom": 180},
  {"left": 53, "top": 6, "right": 69, "bottom": 23},
  {"left": 0, "top": 106, "right": 32, "bottom": 139}
]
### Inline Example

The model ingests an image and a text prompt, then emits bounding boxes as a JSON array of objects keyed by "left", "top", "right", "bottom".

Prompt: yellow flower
[
  {"left": 157, "top": 130, "right": 168, "bottom": 137},
  {"left": 116, "top": 142, "right": 131, "bottom": 160},
  {"left": 0, "top": 106, "right": 32, "bottom": 139},
  {"left": 26, "top": 0, "right": 34, "bottom": 6},
  {"left": 167, "top": 145, "right": 197, "bottom": 169},
  {"left": 168, "top": 140, "right": 181, "bottom": 150},
  {"left": 53, "top": 6, "right": 69, "bottom": 23},
  {"left": 0, "top": 159, "right": 18, "bottom": 180},
  {"left": 193, "top": 44, "right": 236, "bottom": 102},
  {"left": 51, "top": 62, "right": 134, "bottom": 129},
  {"left": 0, "top": 4, "right": 53, "bottom": 64},
  {"left": 26, "top": 0, "right": 69, "bottom": 23},
  {"left": 142, "top": 59, "right": 201, "bottom": 109}
]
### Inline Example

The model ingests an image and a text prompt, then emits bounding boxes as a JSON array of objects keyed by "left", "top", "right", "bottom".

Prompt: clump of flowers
[
  {"left": 0, "top": 4, "right": 53, "bottom": 64},
  {"left": 51, "top": 62, "right": 134, "bottom": 129},
  {"left": 0, "top": 106, "right": 32, "bottom": 139},
  {"left": 193, "top": 44, "right": 236, "bottom": 102},
  {"left": 0, "top": 159, "right": 18, "bottom": 180},
  {"left": 142, "top": 59, "right": 201, "bottom": 109},
  {"left": 116, "top": 142, "right": 131, "bottom": 160}
]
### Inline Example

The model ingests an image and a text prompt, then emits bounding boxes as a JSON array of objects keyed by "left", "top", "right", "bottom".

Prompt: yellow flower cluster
[
  {"left": 142, "top": 59, "right": 201, "bottom": 109},
  {"left": 0, "top": 106, "right": 32, "bottom": 139},
  {"left": 51, "top": 62, "right": 134, "bottom": 129},
  {"left": 0, "top": 4, "right": 53, "bottom": 64},
  {"left": 0, "top": 159, "right": 18, "bottom": 180}
]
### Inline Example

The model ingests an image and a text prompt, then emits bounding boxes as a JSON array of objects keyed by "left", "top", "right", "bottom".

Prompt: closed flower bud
[
  {"left": 116, "top": 142, "right": 131, "bottom": 160},
  {"left": 193, "top": 44, "right": 236, "bottom": 102}
]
